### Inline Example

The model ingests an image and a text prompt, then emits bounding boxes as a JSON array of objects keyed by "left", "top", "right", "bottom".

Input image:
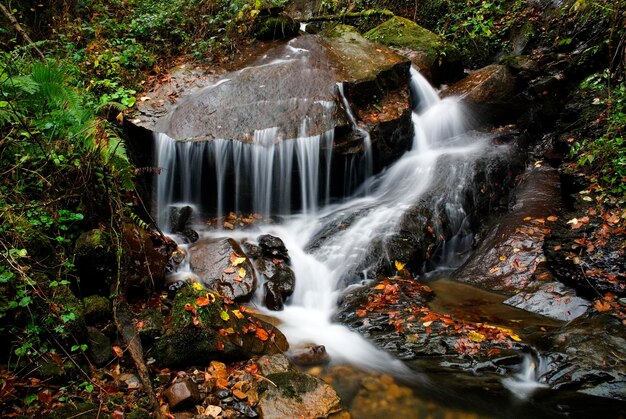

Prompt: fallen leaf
[
  {"left": 395, "top": 260, "right": 406, "bottom": 271},
  {"left": 356, "top": 309, "right": 367, "bottom": 317},
  {"left": 216, "top": 341, "right": 224, "bottom": 351},
  {"left": 196, "top": 296, "right": 211, "bottom": 307},
  {"left": 593, "top": 299, "right": 611, "bottom": 312},
  {"left": 220, "top": 311, "right": 230, "bottom": 321},
  {"left": 223, "top": 267, "right": 235, "bottom": 274},
  {"left": 468, "top": 331, "right": 486, "bottom": 342},
  {"left": 255, "top": 328, "right": 269, "bottom": 341},
  {"left": 547, "top": 215, "right": 558, "bottom": 222},
  {"left": 489, "top": 266, "right": 501, "bottom": 273},
  {"left": 238, "top": 267, "right": 246, "bottom": 278},
  {"left": 232, "top": 309, "right": 244, "bottom": 319},
  {"left": 232, "top": 257, "right": 246, "bottom": 267},
  {"left": 112, "top": 346, "right": 124, "bottom": 358}
]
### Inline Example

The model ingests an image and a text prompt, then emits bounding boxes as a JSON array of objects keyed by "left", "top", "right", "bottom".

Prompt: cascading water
[{"left": 154, "top": 65, "right": 502, "bottom": 377}]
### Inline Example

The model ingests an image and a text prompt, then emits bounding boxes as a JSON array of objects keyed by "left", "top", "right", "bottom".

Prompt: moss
[
  {"left": 365, "top": 16, "right": 444, "bottom": 51},
  {"left": 265, "top": 371, "right": 319, "bottom": 402},
  {"left": 51, "top": 285, "right": 87, "bottom": 342},
  {"left": 83, "top": 295, "right": 112, "bottom": 324}
]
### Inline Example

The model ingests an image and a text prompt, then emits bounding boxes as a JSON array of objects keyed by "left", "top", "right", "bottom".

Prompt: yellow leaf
[
  {"left": 373, "top": 284, "right": 386, "bottom": 290},
  {"left": 232, "top": 257, "right": 246, "bottom": 267},
  {"left": 499, "top": 255, "right": 506, "bottom": 261},
  {"left": 192, "top": 282, "right": 203, "bottom": 291},
  {"left": 395, "top": 260, "right": 406, "bottom": 271},
  {"left": 513, "top": 248, "right": 521, "bottom": 253},
  {"left": 547, "top": 216, "right": 558, "bottom": 222},
  {"left": 489, "top": 266, "right": 501, "bottom": 273},
  {"left": 523, "top": 217, "right": 532, "bottom": 221},
  {"left": 509, "top": 333, "right": 522, "bottom": 342},
  {"left": 468, "top": 331, "right": 485, "bottom": 342},
  {"left": 238, "top": 267, "right": 246, "bottom": 278},
  {"left": 220, "top": 311, "right": 230, "bottom": 321},
  {"left": 232, "top": 309, "right": 244, "bottom": 319}
]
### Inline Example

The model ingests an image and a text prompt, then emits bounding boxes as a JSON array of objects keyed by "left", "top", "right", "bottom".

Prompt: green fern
[{"left": 129, "top": 212, "right": 150, "bottom": 231}]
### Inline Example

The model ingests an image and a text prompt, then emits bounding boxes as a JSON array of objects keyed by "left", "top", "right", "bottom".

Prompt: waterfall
[{"left": 155, "top": 67, "right": 504, "bottom": 375}]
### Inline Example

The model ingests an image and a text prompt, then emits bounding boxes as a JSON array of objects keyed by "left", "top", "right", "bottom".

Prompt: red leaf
[
  {"left": 216, "top": 341, "right": 224, "bottom": 351},
  {"left": 356, "top": 309, "right": 367, "bottom": 318}
]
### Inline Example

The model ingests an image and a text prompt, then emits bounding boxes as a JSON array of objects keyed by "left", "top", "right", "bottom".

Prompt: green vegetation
[{"left": 571, "top": 73, "right": 626, "bottom": 201}]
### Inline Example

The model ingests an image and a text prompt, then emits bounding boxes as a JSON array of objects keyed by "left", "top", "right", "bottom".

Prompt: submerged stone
[{"left": 257, "top": 371, "right": 342, "bottom": 418}]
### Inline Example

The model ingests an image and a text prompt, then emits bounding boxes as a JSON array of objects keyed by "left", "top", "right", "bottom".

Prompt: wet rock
[
  {"left": 188, "top": 238, "right": 257, "bottom": 301},
  {"left": 442, "top": 64, "right": 518, "bottom": 123},
  {"left": 168, "top": 205, "right": 194, "bottom": 233},
  {"left": 453, "top": 165, "right": 590, "bottom": 321},
  {"left": 253, "top": 14, "right": 298, "bottom": 40},
  {"left": 503, "top": 282, "right": 589, "bottom": 321},
  {"left": 258, "top": 234, "right": 290, "bottom": 261},
  {"left": 287, "top": 344, "right": 330, "bottom": 366},
  {"left": 86, "top": 327, "right": 112, "bottom": 367},
  {"left": 364, "top": 16, "right": 463, "bottom": 84},
  {"left": 163, "top": 378, "right": 202, "bottom": 411},
  {"left": 541, "top": 314, "right": 626, "bottom": 401},
  {"left": 500, "top": 55, "right": 540, "bottom": 80},
  {"left": 154, "top": 287, "right": 288, "bottom": 368},
  {"left": 122, "top": 223, "right": 177, "bottom": 289},
  {"left": 257, "top": 371, "right": 342, "bottom": 418},
  {"left": 264, "top": 281, "right": 285, "bottom": 311},
  {"left": 233, "top": 401, "right": 258, "bottom": 417}
]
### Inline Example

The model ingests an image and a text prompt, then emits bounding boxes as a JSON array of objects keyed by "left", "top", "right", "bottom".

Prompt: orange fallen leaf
[
  {"left": 223, "top": 267, "right": 235, "bottom": 274},
  {"left": 593, "top": 299, "right": 611, "bottom": 312},
  {"left": 547, "top": 215, "right": 558, "bottom": 222},
  {"left": 112, "top": 346, "right": 124, "bottom": 358},
  {"left": 196, "top": 296, "right": 211, "bottom": 307},
  {"left": 356, "top": 309, "right": 367, "bottom": 317},
  {"left": 255, "top": 328, "right": 269, "bottom": 341}
]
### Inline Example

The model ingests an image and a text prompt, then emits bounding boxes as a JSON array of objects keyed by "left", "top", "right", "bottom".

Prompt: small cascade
[
  {"left": 154, "top": 128, "right": 335, "bottom": 230},
  {"left": 336, "top": 83, "right": 374, "bottom": 194},
  {"left": 502, "top": 351, "right": 549, "bottom": 399}
]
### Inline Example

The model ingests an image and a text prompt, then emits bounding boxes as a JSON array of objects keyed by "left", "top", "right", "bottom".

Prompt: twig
[{"left": 0, "top": 3, "right": 45, "bottom": 59}]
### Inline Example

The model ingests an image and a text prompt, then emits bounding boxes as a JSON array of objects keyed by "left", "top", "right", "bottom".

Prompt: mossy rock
[
  {"left": 83, "top": 295, "right": 112, "bottom": 324},
  {"left": 365, "top": 16, "right": 444, "bottom": 51},
  {"left": 153, "top": 287, "right": 288, "bottom": 368},
  {"left": 136, "top": 307, "right": 165, "bottom": 347},
  {"left": 364, "top": 16, "right": 463, "bottom": 84}
]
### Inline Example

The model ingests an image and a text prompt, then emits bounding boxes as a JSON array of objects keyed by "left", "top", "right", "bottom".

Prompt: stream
[{"left": 149, "top": 39, "right": 624, "bottom": 417}]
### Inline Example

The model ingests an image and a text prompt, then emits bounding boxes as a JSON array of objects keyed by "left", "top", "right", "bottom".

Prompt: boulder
[
  {"left": 364, "top": 16, "right": 463, "bottom": 84},
  {"left": 153, "top": 287, "right": 288, "bottom": 368},
  {"left": 256, "top": 371, "right": 342, "bottom": 418},
  {"left": 188, "top": 238, "right": 257, "bottom": 301},
  {"left": 441, "top": 64, "right": 518, "bottom": 123}
]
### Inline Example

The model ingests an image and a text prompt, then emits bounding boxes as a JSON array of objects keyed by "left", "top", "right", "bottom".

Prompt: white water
[
  {"left": 156, "top": 68, "right": 494, "bottom": 375},
  {"left": 502, "top": 352, "right": 549, "bottom": 399}
]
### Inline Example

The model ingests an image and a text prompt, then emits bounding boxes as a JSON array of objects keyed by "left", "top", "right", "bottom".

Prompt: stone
[
  {"left": 256, "top": 354, "right": 292, "bottom": 376},
  {"left": 257, "top": 371, "right": 342, "bottom": 419},
  {"left": 154, "top": 288, "right": 288, "bottom": 368},
  {"left": 264, "top": 281, "right": 284, "bottom": 311},
  {"left": 441, "top": 64, "right": 518, "bottom": 122},
  {"left": 163, "top": 378, "right": 202, "bottom": 411},
  {"left": 82, "top": 295, "right": 112, "bottom": 324},
  {"left": 188, "top": 238, "right": 257, "bottom": 301},
  {"left": 287, "top": 344, "right": 331, "bottom": 366},
  {"left": 86, "top": 327, "right": 112, "bottom": 367},
  {"left": 258, "top": 234, "right": 289, "bottom": 261},
  {"left": 503, "top": 282, "right": 589, "bottom": 321},
  {"left": 122, "top": 223, "right": 177, "bottom": 288},
  {"left": 364, "top": 16, "right": 463, "bottom": 84}
]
